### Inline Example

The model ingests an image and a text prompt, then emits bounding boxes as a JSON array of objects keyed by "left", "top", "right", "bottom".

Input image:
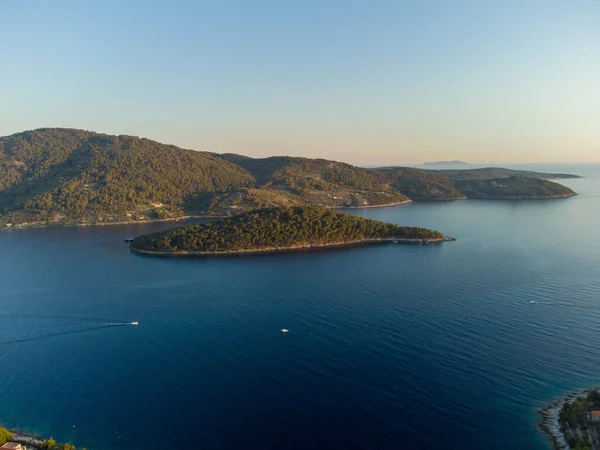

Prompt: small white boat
[
  {"left": 124, "top": 237, "right": 134, "bottom": 243},
  {"left": 131, "top": 321, "right": 139, "bottom": 326},
  {"left": 281, "top": 328, "right": 289, "bottom": 333},
  {"left": 530, "top": 301, "right": 537, "bottom": 304}
]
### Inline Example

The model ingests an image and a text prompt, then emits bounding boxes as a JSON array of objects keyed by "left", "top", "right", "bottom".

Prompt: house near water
[
  {"left": 586, "top": 410, "right": 600, "bottom": 422},
  {"left": 1, "top": 443, "right": 26, "bottom": 450}
]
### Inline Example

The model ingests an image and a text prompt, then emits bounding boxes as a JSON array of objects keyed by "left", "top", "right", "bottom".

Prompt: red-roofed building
[
  {"left": 586, "top": 410, "right": 600, "bottom": 422},
  {"left": 1, "top": 443, "right": 26, "bottom": 450}
]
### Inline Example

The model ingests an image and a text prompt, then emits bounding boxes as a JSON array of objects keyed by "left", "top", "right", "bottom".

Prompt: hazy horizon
[{"left": 3, "top": 1, "right": 599, "bottom": 165}]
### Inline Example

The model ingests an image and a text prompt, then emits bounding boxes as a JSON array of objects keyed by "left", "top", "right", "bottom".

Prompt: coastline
[
  {"left": 539, "top": 389, "right": 589, "bottom": 450},
  {"left": 408, "top": 197, "right": 466, "bottom": 201},
  {"left": 130, "top": 236, "right": 454, "bottom": 257},
  {"left": 13, "top": 431, "right": 44, "bottom": 448},
  {"left": 0, "top": 191, "right": 576, "bottom": 232},
  {"left": 0, "top": 201, "right": 411, "bottom": 231},
  {"left": 0, "top": 194, "right": 577, "bottom": 231},
  {"left": 339, "top": 199, "right": 412, "bottom": 209},
  {"left": 0, "top": 214, "right": 223, "bottom": 231},
  {"left": 466, "top": 193, "right": 577, "bottom": 200},
  {"left": 0, "top": 426, "right": 44, "bottom": 448}
]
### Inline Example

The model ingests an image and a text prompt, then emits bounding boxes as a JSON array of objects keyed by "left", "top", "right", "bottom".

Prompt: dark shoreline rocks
[{"left": 539, "top": 390, "right": 588, "bottom": 450}]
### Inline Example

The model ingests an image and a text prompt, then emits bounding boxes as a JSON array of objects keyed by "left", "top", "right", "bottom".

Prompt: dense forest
[
  {"left": 131, "top": 207, "right": 446, "bottom": 254},
  {"left": 0, "top": 128, "right": 578, "bottom": 227},
  {"left": 0, "top": 129, "right": 253, "bottom": 226}
]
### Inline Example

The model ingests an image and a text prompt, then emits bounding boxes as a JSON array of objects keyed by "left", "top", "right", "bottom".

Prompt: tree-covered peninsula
[{"left": 130, "top": 207, "right": 449, "bottom": 255}]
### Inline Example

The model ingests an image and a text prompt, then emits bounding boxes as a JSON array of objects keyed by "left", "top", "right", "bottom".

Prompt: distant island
[
  {"left": 130, "top": 206, "right": 452, "bottom": 256},
  {"left": 421, "top": 160, "right": 470, "bottom": 168},
  {"left": 0, "top": 128, "right": 579, "bottom": 228},
  {"left": 540, "top": 388, "right": 600, "bottom": 450}
]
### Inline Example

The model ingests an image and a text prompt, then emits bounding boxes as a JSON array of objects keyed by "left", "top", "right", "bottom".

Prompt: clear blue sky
[{"left": 2, "top": 0, "right": 599, "bottom": 164}]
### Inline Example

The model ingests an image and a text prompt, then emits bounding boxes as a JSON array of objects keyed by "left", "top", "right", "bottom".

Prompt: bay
[{"left": 0, "top": 164, "right": 599, "bottom": 450}]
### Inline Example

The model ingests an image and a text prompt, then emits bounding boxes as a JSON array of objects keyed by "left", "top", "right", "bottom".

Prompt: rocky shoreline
[
  {"left": 408, "top": 197, "right": 467, "bottom": 201},
  {"left": 1, "top": 425, "right": 86, "bottom": 450},
  {"left": 468, "top": 193, "right": 577, "bottom": 200},
  {"left": 0, "top": 426, "right": 44, "bottom": 448},
  {"left": 539, "top": 390, "right": 588, "bottom": 450},
  {"left": 13, "top": 431, "right": 44, "bottom": 447},
  {"left": 0, "top": 214, "right": 216, "bottom": 231},
  {"left": 130, "top": 236, "right": 455, "bottom": 257},
  {"left": 339, "top": 200, "right": 412, "bottom": 209}
]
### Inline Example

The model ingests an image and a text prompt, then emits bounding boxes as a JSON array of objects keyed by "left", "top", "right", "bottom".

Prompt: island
[
  {"left": 540, "top": 389, "right": 600, "bottom": 450},
  {"left": 129, "top": 206, "right": 452, "bottom": 256},
  {"left": 0, "top": 129, "right": 579, "bottom": 229},
  {"left": 420, "top": 160, "right": 470, "bottom": 169}
]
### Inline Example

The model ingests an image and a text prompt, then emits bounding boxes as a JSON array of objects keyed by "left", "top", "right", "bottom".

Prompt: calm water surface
[{"left": 0, "top": 164, "right": 599, "bottom": 450}]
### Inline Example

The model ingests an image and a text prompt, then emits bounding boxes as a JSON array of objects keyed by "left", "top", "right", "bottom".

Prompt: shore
[
  {"left": 408, "top": 197, "right": 467, "bottom": 201},
  {"left": 339, "top": 199, "right": 412, "bottom": 209},
  {"left": 539, "top": 389, "right": 589, "bottom": 450},
  {"left": 13, "top": 431, "right": 43, "bottom": 447},
  {"left": 130, "top": 236, "right": 454, "bottom": 257},
  {"left": 467, "top": 193, "right": 577, "bottom": 200},
  {"left": 0, "top": 426, "right": 44, "bottom": 448},
  {"left": 0, "top": 214, "right": 223, "bottom": 231},
  {"left": 2, "top": 424, "right": 88, "bottom": 449},
  {"left": 0, "top": 201, "right": 412, "bottom": 231},
  {"left": 0, "top": 194, "right": 577, "bottom": 231}
]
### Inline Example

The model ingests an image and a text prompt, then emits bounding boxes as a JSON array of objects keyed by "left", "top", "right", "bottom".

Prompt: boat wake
[
  {"left": 0, "top": 317, "right": 135, "bottom": 346},
  {"left": 0, "top": 314, "right": 127, "bottom": 322}
]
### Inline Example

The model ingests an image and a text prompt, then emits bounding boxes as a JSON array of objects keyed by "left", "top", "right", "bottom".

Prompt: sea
[{"left": 0, "top": 164, "right": 599, "bottom": 450}]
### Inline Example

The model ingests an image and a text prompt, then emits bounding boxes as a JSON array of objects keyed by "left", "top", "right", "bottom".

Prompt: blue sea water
[{"left": 0, "top": 164, "right": 599, "bottom": 450}]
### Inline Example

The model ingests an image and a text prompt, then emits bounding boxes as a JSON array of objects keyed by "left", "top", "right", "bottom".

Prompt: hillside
[
  {"left": 0, "top": 129, "right": 254, "bottom": 226},
  {"left": 384, "top": 167, "right": 466, "bottom": 199},
  {"left": 0, "top": 128, "right": 579, "bottom": 227},
  {"left": 219, "top": 154, "right": 408, "bottom": 208},
  {"left": 130, "top": 207, "right": 447, "bottom": 255}
]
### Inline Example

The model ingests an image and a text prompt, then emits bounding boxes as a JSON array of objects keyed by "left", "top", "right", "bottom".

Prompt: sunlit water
[{"left": 0, "top": 164, "right": 599, "bottom": 450}]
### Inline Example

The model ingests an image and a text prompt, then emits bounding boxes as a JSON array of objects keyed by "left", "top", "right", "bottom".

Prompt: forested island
[
  {"left": 0, "top": 128, "right": 578, "bottom": 228},
  {"left": 130, "top": 206, "right": 451, "bottom": 255}
]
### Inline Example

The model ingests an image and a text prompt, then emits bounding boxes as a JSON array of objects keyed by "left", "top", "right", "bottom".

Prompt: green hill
[
  {"left": 383, "top": 167, "right": 466, "bottom": 199},
  {"left": 130, "top": 206, "right": 447, "bottom": 255},
  {"left": 0, "top": 129, "right": 253, "bottom": 226},
  {"left": 0, "top": 128, "right": 578, "bottom": 228},
  {"left": 219, "top": 154, "right": 409, "bottom": 207}
]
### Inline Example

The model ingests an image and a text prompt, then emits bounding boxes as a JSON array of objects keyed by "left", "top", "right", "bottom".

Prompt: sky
[{"left": 1, "top": 0, "right": 599, "bottom": 165}]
